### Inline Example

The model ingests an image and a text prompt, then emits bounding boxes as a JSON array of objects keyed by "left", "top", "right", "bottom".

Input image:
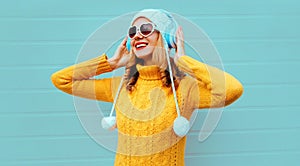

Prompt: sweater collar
[{"left": 136, "top": 64, "right": 161, "bottom": 80}]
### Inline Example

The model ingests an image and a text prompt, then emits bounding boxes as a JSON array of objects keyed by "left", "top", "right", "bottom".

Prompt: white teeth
[{"left": 136, "top": 43, "right": 147, "bottom": 48}]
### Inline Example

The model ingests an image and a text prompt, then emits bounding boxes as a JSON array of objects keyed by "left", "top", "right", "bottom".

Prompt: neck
[
  {"left": 140, "top": 54, "right": 156, "bottom": 66},
  {"left": 143, "top": 60, "right": 155, "bottom": 66}
]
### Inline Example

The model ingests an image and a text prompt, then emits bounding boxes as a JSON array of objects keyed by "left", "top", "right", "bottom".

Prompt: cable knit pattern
[{"left": 51, "top": 54, "right": 243, "bottom": 166}]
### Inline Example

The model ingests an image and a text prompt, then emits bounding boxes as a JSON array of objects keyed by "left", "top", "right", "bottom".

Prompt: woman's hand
[
  {"left": 174, "top": 26, "right": 185, "bottom": 63},
  {"left": 108, "top": 37, "right": 130, "bottom": 69}
]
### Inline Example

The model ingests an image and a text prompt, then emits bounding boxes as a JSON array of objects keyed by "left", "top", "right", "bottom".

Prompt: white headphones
[{"left": 102, "top": 9, "right": 190, "bottom": 137}]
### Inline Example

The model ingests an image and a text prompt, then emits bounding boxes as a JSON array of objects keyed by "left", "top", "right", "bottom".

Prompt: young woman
[{"left": 51, "top": 9, "right": 243, "bottom": 166}]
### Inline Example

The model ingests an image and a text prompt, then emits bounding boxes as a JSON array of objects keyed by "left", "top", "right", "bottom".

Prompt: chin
[{"left": 134, "top": 48, "right": 154, "bottom": 61}]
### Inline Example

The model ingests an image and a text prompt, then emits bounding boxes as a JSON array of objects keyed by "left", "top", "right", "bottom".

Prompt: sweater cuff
[
  {"left": 73, "top": 53, "right": 113, "bottom": 79},
  {"left": 96, "top": 54, "right": 114, "bottom": 74}
]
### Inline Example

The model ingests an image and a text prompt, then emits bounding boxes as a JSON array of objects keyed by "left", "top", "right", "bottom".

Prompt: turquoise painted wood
[{"left": 0, "top": 0, "right": 299, "bottom": 165}]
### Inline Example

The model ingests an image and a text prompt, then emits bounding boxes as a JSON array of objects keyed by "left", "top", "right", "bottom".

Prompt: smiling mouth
[{"left": 135, "top": 42, "right": 148, "bottom": 50}]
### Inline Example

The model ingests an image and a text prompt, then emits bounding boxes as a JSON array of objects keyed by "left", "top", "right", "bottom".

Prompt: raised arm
[
  {"left": 174, "top": 27, "right": 243, "bottom": 109},
  {"left": 176, "top": 55, "right": 243, "bottom": 109},
  {"left": 51, "top": 54, "right": 121, "bottom": 102}
]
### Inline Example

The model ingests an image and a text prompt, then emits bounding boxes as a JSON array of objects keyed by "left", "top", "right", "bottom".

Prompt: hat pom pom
[
  {"left": 101, "top": 116, "right": 116, "bottom": 130},
  {"left": 173, "top": 116, "right": 190, "bottom": 137}
]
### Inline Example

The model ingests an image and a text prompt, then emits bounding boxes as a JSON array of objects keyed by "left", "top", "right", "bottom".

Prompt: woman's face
[{"left": 131, "top": 17, "right": 159, "bottom": 63}]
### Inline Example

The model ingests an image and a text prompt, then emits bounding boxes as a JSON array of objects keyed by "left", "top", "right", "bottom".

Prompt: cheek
[
  {"left": 149, "top": 38, "right": 158, "bottom": 46},
  {"left": 148, "top": 33, "right": 159, "bottom": 45}
]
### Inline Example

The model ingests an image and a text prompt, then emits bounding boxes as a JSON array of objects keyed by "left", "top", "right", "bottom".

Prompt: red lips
[{"left": 135, "top": 41, "right": 148, "bottom": 48}]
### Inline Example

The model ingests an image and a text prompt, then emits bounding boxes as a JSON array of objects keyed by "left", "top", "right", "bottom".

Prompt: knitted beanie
[{"left": 130, "top": 9, "right": 178, "bottom": 48}]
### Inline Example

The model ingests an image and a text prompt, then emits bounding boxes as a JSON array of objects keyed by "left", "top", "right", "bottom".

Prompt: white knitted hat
[{"left": 131, "top": 9, "right": 178, "bottom": 48}]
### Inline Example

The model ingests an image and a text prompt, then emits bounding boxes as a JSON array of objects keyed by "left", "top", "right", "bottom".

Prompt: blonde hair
[{"left": 124, "top": 33, "right": 185, "bottom": 92}]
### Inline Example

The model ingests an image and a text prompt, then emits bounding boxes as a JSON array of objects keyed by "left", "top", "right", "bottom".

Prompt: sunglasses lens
[
  {"left": 140, "top": 23, "right": 153, "bottom": 36},
  {"left": 128, "top": 26, "right": 137, "bottom": 38}
]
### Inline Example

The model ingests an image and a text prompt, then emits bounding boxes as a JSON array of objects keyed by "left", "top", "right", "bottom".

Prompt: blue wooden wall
[{"left": 1, "top": 0, "right": 299, "bottom": 165}]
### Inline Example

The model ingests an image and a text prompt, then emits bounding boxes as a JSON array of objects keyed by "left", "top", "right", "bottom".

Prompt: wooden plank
[
  {"left": 190, "top": 107, "right": 300, "bottom": 132},
  {"left": 0, "top": 84, "right": 299, "bottom": 113},
  {"left": 1, "top": 16, "right": 299, "bottom": 41},
  {"left": 0, "top": 135, "right": 115, "bottom": 161},
  {"left": 2, "top": 151, "right": 299, "bottom": 166},
  {"left": 186, "top": 130, "right": 300, "bottom": 153},
  {"left": 0, "top": 63, "right": 298, "bottom": 90},
  {"left": 0, "top": 130, "right": 298, "bottom": 161},
  {"left": 0, "top": 40, "right": 299, "bottom": 66},
  {"left": 186, "top": 151, "right": 300, "bottom": 166},
  {"left": 0, "top": 0, "right": 299, "bottom": 17},
  {"left": 1, "top": 106, "right": 299, "bottom": 137}
]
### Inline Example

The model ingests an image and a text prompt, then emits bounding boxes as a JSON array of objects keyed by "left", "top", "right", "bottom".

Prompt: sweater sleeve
[
  {"left": 51, "top": 54, "right": 120, "bottom": 102},
  {"left": 176, "top": 55, "right": 243, "bottom": 109}
]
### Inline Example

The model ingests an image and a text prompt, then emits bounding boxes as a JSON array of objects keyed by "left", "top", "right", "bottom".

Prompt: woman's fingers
[
  {"left": 121, "top": 36, "right": 128, "bottom": 46},
  {"left": 117, "top": 37, "right": 129, "bottom": 56},
  {"left": 175, "top": 26, "right": 185, "bottom": 61},
  {"left": 176, "top": 26, "right": 184, "bottom": 45}
]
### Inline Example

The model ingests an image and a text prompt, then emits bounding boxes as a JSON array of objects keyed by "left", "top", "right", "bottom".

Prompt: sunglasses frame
[{"left": 128, "top": 22, "right": 157, "bottom": 39}]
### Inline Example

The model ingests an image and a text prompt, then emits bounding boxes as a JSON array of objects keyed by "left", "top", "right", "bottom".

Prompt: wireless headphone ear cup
[
  {"left": 163, "top": 30, "right": 176, "bottom": 49},
  {"left": 126, "top": 38, "right": 131, "bottom": 51},
  {"left": 159, "top": 9, "right": 177, "bottom": 49},
  {"left": 163, "top": 28, "right": 176, "bottom": 48}
]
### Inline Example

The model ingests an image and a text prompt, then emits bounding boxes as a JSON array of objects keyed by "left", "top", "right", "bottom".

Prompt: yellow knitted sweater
[{"left": 51, "top": 54, "right": 243, "bottom": 166}]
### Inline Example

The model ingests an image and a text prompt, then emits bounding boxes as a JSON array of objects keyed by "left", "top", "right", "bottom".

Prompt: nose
[{"left": 134, "top": 31, "right": 143, "bottom": 40}]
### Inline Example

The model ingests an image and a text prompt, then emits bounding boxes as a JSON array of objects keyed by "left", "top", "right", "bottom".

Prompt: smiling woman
[
  {"left": 51, "top": 9, "right": 243, "bottom": 166},
  {"left": 128, "top": 19, "right": 159, "bottom": 63}
]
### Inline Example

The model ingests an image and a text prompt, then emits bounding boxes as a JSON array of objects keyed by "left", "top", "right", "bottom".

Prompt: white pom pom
[
  {"left": 101, "top": 116, "right": 116, "bottom": 130},
  {"left": 173, "top": 116, "right": 190, "bottom": 137}
]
